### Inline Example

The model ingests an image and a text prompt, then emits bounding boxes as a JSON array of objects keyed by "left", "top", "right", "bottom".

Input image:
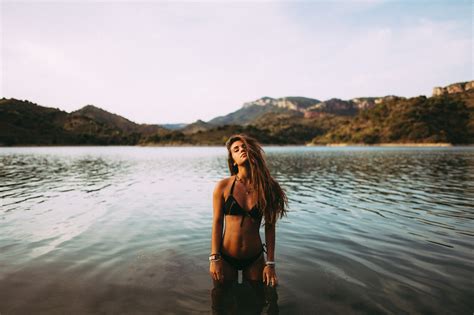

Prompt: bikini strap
[{"left": 229, "top": 175, "right": 237, "bottom": 195}]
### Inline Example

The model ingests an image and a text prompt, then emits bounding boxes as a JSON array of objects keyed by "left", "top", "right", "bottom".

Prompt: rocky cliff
[
  {"left": 242, "top": 95, "right": 404, "bottom": 119},
  {"left": 243, "top": 97, "right": 320, "bottom": 112},
  {"left": 433, "top": 80, "right": 474, "bottom": 96}
]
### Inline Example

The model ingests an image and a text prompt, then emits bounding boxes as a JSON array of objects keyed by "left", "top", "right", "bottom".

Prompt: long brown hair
[{"left": 225, "top": 134, "right": 288, "bottom": 225}]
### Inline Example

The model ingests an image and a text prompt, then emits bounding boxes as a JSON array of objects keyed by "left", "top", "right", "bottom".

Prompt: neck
[{"left": 236, "top": 166, "right": 250, "bottom": 184}]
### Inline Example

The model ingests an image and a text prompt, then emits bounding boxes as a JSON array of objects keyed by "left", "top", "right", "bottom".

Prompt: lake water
[{"left": 0, "top": 146, "right": 473, "bottom": 314}]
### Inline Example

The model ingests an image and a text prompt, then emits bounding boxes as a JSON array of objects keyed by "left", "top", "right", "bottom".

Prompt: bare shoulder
[{"left": 213, "top": 176, "right": 234, "bottom": 196}]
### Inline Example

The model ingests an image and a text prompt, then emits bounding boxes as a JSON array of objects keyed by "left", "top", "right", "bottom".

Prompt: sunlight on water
[{"left": 0, "top": 146, "right": 473, "bottom": 314}]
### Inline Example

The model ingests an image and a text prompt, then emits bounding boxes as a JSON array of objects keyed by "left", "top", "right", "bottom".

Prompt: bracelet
[
  {"left": 209, "top": 253, "right": 221, "bottom": 261},
  {"left": 265, "top": 261, "right": 275, "bottom": 266}
]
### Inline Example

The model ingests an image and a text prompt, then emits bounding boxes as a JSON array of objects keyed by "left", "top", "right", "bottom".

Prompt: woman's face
[{"left": 230, "top": 140, "right": 248, "bottom": 166}]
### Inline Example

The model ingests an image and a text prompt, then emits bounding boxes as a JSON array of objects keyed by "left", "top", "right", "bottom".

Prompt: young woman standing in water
[{"left": 209, "top": 134, "right": 288, "bottom": 288}]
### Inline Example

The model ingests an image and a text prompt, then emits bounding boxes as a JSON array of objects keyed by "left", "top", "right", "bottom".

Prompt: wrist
[
  {"left": 209, "top": 253, "right": 221, "bottom": 262},
  {"left": 265, "top": 261, "right": 275, "bottom": 268}
]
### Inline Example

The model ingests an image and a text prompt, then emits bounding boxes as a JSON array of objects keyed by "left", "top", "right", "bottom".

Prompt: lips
[{"left": 240, "top": 153, "right": 247, "bottom": 158}]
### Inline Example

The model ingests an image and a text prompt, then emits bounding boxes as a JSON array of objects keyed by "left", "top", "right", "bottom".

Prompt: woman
[{"left": 209, "top": 134, "right": 288, "bottom": 288}]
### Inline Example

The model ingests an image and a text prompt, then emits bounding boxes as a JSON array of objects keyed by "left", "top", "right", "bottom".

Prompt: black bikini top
[{"left": 223, "top": 176, "right": 262, "bottom": 226}]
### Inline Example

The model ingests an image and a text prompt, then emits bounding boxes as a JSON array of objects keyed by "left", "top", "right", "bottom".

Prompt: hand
[
  {"left": 209, "top": 259, "right": 224, "bottom": 283},
  {"left": 262, "top": 265, "right": 278, "bottom": 287}
]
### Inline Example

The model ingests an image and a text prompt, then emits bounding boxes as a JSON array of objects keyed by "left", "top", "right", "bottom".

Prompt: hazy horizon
[{"left": 1, "top": 0, "right": 472, "bottom": 124}]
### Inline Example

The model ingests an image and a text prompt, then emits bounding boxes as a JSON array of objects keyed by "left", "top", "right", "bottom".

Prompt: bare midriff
[{"left": 221, "top": 215, "right": 263, "bottom": 258}]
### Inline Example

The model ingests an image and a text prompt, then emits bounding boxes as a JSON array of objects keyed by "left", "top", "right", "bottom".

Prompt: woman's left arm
[{"left": 263, "top": 222, "right": 278, "bottom": 287}]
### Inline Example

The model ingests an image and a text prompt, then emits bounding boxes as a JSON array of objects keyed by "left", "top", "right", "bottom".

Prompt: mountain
[
  {"left": 1, "top": 80, "right": 473, "bottom": 146},
  {"left": 208, "top": 103, "right": 290, "bottom": 126},
  {"left": 0, "top": 99, "right": 71, "bottom": 145},
  {"left": 70, "top": 105, "right": 139, "bottom": 133},
  {"left": 243, "top": 96, "right": 320, "bottom": 111},
  {"left": 69, "top": 105, "right": 165, "bottom": 136},
  {"left": 205, "top": 95, "right": 402, "bottom": 126},
  {"left": 208, "top": 97, "right": 320, "bottom": 126},
  {"left": 0, "top": 99, "right": 167, "bottom": 145},
  {"left": 304, "top": 96, "right": 402, "bottom": 118},
  {"left": 159, "top": 123, "right": 187, "bottom": 130},
  {"left": 311, "top": 92, "right": 473, "bottom": 145},
  {"left": 181, "top": 119, "right": 214, "bottom": 135},
  {"left": 178, "top": 81, "right": 473, "bottom": 145}
]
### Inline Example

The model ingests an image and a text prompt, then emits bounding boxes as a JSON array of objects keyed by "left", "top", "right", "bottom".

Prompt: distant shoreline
[
  {"left": 313, "top": 142, "right": 454, "bottom": 147},
  {"left": 2, "top": 143, "right": 474, "bottom": 148}
]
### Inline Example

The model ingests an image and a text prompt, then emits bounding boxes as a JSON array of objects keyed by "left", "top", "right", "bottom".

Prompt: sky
[{"left": 1, "top": 0, "right": 472, "bottom": 124}]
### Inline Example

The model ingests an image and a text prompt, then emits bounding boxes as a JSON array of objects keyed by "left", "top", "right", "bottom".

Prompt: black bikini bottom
[{"left": 221, "top": 245, "right": 265, "bottom": 270}]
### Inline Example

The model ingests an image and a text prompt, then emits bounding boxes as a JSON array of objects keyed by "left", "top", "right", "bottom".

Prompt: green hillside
[
  {"left": 1, "top": 80, "right": 472, "bottom": 146},
  {"left": 311, "top": 93, "right": 473, "bottom": 145},
  {"left": 0, "top": 99, "right": 155, "bottom": 145}
]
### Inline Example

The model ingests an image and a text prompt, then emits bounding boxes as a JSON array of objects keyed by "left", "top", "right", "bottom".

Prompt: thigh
[
  {"left": 242, "top": 254, "right": 265, "bottom": 281},
  {"left": 220, "top": 258, "right": 238, "bottom": 282}
]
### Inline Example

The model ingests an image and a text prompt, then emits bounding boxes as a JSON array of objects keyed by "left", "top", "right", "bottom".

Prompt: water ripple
[{"left": 0, "top": 146, "right": 473, "bottom": 314}]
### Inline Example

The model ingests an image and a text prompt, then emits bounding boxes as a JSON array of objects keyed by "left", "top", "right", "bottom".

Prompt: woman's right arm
[{"left": 210, "top": 180, "right": 225, "bottom": 282}]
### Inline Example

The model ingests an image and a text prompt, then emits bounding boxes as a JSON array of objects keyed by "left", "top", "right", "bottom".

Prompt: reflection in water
[
  {"left": 0, "top": 152, "right": 131, "bottom": 259},
  {"left": 212, "top": 280, "right": 278, "bottom": 315},
  {"left": 0, "top": 146, "right": 473, "bottom": 314}
]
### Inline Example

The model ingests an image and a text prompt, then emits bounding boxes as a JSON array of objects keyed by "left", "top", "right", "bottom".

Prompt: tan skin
[{"left": 210, "top": 140, "right": 278, "bottom": 287}]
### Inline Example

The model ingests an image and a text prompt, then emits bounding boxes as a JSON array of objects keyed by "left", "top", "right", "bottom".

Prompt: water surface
[{"left": 0, "top": 146, "right": 473, "bottom": 314}]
